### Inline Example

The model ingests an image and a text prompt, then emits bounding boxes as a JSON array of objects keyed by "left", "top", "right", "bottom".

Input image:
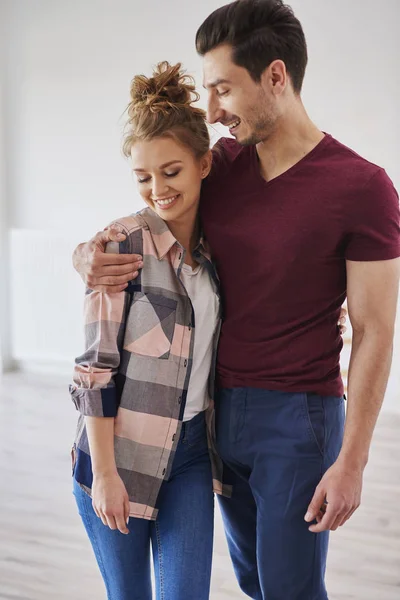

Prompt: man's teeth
[
  {"left": 156, "top": 195, "right": 178, "bottom": 206},
  {"left": 228, "top": 120, "right": 240, "bottom": 129}
]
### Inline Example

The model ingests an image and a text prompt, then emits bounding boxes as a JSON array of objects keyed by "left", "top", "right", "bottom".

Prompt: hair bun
[
  {"left": 129, "top": 61, "right": 200, "bottom": 115},
  {"left": 123, "top": 61, "right": 209, "bottom": 160}
]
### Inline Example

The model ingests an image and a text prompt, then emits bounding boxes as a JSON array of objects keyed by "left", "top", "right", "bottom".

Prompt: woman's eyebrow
[{"left": 133, "top": 160, "right": 183, "bottom": 173}]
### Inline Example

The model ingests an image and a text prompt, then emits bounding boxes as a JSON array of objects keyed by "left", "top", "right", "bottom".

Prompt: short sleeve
[{"left": 344, "top": 168, "right": 400, "bottom": 261}]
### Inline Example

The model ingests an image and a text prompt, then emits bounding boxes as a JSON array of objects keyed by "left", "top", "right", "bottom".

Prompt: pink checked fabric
[{"left": 70, "top": 208, "right": 231, "bottom": 520}]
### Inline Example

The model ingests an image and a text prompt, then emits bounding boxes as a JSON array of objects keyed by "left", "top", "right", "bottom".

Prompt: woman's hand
[{"left": 92, "top": 472, "right": 131, "bottom": 534}]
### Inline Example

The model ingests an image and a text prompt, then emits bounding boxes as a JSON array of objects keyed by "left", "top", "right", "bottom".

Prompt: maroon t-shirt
[{"left": 200, "top": 134, "right": 400, "bottom": 396}]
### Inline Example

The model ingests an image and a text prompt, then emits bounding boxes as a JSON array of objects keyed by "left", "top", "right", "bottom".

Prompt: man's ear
[{"left": 261, "top": 59, "right": 287, "bottom": 95}]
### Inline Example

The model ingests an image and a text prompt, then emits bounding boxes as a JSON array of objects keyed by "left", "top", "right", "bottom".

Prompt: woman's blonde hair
[{"left": 123, "top": 61, "right": 210, "bottom": 159}]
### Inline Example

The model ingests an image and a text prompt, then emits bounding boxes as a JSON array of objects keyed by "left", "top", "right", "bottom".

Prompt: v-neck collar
[{"left": 250, "top": 133, "right": 333, "bottom": 189}]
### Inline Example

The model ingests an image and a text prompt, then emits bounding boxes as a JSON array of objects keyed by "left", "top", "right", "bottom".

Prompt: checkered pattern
[{"left": 70, "top": 208, "right": 231, "bottom": 520}]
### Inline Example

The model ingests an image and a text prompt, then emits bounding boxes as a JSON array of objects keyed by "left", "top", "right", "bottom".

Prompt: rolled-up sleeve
[{"left": 70, "top": 236, "right": 131, "bottom": 417}]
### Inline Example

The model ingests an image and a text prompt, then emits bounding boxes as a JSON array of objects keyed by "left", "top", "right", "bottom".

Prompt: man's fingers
[
  {"left": 315, "top": 510, "right": 325, "bottom": 524},
  {"left": 308, "top": 503, "right": 340, "bottom": 533},
  {"left": 104, "top": 226, "right": 127, "bottom": 243},
  {"left": 87, "top": 272, "right": 139, "bottom": 291},
  {"left": 339, "top": 509, "right": 355, "bottom": 527},
  {"left": 90, "top": 230, "right": 120, "bottom": 253},
  {"left": 93, "top": 252, "right": 143, "bottom": 267},
  {"left": 338, "top": 503, "right": 359, "bottom": 528},
  {"left": 91, "top": 272, "right": 139, "bottom": 287},
  {"left": 305, "top": 486, "right": 326, "bottom": 523},
  {"left": 90, "top": 261, "right": 142, "bottom": 276},
  {"left": 327, "top": 509, "right": 345, "bottom": 532},
  {"left": 309, "top": 498, "right": 360, "bottom": 532},
  {"left": 93, "top": 227, "right": 126, "bottom": 247}
]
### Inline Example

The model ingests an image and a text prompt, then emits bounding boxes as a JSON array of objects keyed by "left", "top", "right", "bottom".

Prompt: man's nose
[{"left": 207, "top": 97, "right": 224, "bottom": 124}]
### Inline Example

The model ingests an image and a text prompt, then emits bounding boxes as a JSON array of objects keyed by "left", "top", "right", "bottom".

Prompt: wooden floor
[{"left": 0, "top": 372, "right": 399, "bottom": 600}]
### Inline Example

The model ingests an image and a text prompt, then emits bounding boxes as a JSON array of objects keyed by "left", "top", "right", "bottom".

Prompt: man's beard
[{"left": 238, "top": 111, "right": 277, "bottom": 146}]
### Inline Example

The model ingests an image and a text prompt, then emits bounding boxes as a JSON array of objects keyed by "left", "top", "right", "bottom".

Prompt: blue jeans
[
  {"left": 73, "top": 411, "right": 214, "bottom": 600},
  {"left": 215, "top": 388, "right": 345, "bottom": 600}
]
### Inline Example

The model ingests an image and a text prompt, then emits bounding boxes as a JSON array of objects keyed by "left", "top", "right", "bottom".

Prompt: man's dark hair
[{"left": 196, "top": 0, "right": 308, "bottom": 93}]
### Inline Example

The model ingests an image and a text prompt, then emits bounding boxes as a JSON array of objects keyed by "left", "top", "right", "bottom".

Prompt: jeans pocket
[{"left": 302, "top": 393, "right": 325, "bottom": 456}]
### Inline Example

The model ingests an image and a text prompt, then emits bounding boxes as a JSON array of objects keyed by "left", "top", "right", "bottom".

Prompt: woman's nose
[{"left": 151, "top": 178, "right": 168, "bottom": 198}]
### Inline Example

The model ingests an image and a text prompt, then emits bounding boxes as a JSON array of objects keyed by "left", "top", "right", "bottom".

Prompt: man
[{"left": 73, "top": 1, "right": 400, "bottom": 598}]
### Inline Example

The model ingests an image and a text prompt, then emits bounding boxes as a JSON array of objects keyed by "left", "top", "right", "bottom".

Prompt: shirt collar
[{"left": 137, "top": 207, "right": 210, "bottom": 261}]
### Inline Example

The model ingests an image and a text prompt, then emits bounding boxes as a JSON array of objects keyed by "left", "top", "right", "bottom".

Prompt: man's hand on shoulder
[{"left": 72, "top": 225, "right": 143, "bottom": 293}]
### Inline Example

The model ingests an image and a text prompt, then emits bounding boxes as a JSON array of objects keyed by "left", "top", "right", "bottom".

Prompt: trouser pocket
[{"left": 302, "top": 393, "right": 325, "bottom": 456}]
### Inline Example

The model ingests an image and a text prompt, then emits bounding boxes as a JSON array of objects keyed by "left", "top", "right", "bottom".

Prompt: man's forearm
[{"left": 339, "top": 328, "right": 394, "bottom": 468}]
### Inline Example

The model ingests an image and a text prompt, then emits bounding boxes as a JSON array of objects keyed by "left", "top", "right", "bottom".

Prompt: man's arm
[
  {"left": 305, "top": 257, "right": 400, "bottom": 532},
  {"left": 340, "top": 258, "right": 399, "bottom": 464},
  {"left": 72, "top": 225, "right": 143, "bottom": 293}
]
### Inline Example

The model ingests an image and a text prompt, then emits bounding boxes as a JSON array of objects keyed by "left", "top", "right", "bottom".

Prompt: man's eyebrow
[
  {"left": 133, "top": 160, "right": 183, "bottom": 172},
  {"left": 203, "top": 78, "right": 232, "bottom": 89}
]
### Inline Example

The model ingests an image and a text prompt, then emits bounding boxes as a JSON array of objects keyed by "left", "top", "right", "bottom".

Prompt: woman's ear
[{"left": 200, "top": 150, "right": 213, "bottom": 179}]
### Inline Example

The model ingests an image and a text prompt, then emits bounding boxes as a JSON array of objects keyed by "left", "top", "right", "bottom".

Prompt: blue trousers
[
  {"left": 215, "top": 387, "right": 345, "bottom": 600},
  {"left": 73, "top": 410, "right": 214, "bottom": 600}
]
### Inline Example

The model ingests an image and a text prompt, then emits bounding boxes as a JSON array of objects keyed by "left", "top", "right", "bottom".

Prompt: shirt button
[
  {"left": 178, "top": 397, "right": 182, "bottom": 404},
  {"left": 184, "top": 359, "right": 187, "bottom": 367},
  {"left": 188, "top": 324, "right": 191, "bottom": 331},
  {"left": 162, "top": 468, "right": 166, "bottom": 475}
]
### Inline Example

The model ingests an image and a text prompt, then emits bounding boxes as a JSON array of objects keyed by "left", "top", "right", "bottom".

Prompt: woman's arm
[
  {"left": 70, "top": 289, "right": 130, "bottom": 417},
  {"left": 71, "top": 234, "right": 134, "bottom": 534},
  {"left": 85, "top": 416, "right": 130, "bottom": 535}
]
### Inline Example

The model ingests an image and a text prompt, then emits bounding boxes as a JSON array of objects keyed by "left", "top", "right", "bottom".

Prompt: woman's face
[{"left": 131, "top": 136, "right": 211, "bottom": 224}]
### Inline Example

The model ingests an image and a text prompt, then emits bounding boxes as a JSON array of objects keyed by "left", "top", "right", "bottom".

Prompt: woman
[{"left": 70, "top": 61, "right": 230, "bottom": 600}]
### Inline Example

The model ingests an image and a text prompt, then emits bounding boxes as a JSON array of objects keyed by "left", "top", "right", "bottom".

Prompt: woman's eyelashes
[{"left": 137, "top": 171, "right": 180, "bottom": 184}]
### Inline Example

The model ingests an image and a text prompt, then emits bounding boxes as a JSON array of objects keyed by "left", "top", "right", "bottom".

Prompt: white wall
[
  {"left": 3, "top": 0, "right": 400, "bottom": 409},
  {"left": 0, "top": 1, "right": 14, "bottom": 373}
]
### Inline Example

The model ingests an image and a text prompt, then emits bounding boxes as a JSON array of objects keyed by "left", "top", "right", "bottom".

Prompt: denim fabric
[{"left": 74, "top": 410, "right": 214, "bottom": 600}]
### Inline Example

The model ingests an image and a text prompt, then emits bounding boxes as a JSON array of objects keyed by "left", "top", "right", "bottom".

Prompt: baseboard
[{"left": 0, "top": 357, "right": 18, "bottom": 374}]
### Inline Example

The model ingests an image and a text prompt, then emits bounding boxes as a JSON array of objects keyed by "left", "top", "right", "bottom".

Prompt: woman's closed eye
[{"left": 137, "top": 171, "right": 180, "bottom": 184}]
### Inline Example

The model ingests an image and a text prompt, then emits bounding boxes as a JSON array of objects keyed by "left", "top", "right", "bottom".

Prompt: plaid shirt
[{"left": 70, "top": 208, "right": 231, "bottom": 520}]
